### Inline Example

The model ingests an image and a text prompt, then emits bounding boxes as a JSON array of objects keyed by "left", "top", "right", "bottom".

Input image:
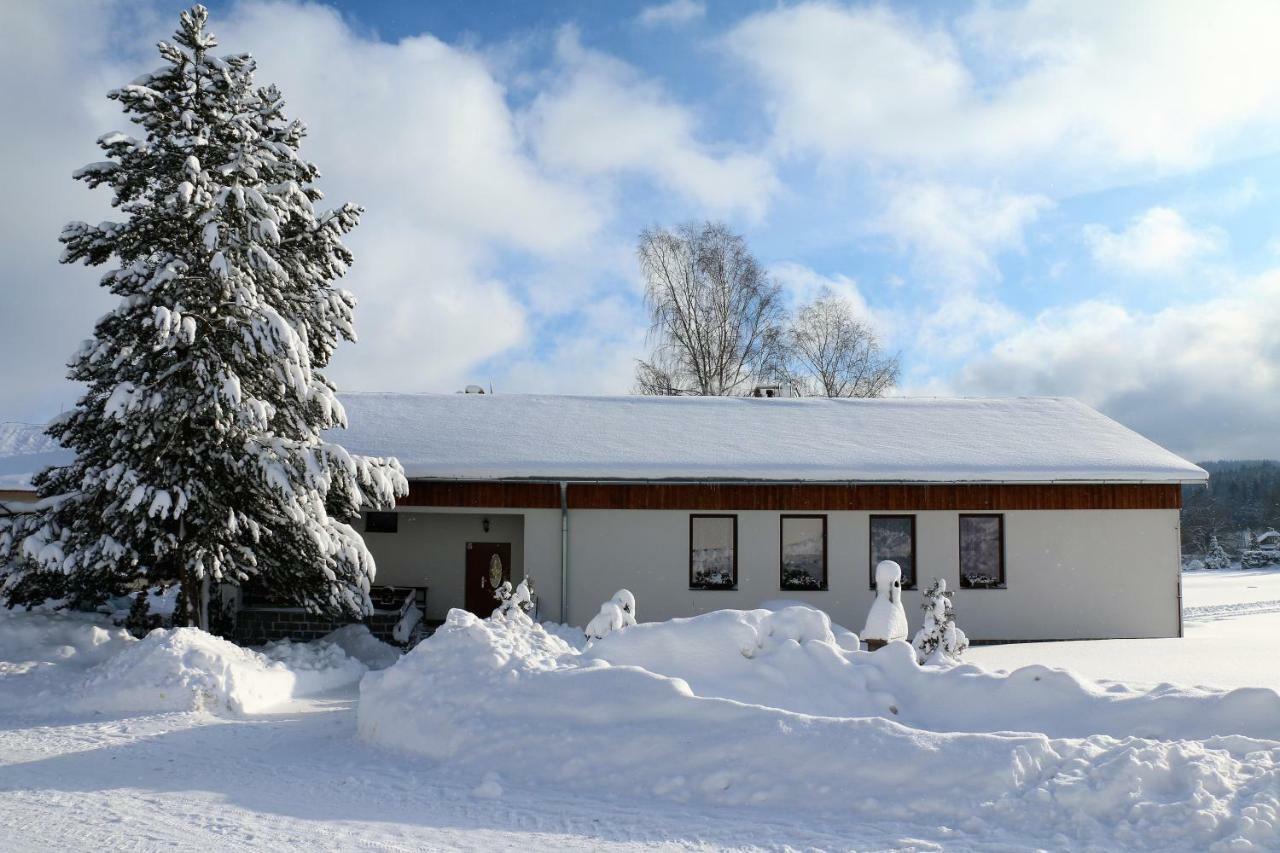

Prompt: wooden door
[{"left": 465, "top": 542, "right": 512, "bottom": 617}]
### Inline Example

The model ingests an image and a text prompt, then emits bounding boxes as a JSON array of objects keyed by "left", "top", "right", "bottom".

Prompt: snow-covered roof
[
  {"left": 331, "top": 393, "right": 1208, "bottom": 484},
  {"left": 0, "top": 395, "right": 1207, "bottom": 488}
]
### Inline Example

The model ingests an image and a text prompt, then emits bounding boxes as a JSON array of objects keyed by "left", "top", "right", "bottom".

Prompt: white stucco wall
[
  {"left": 564, "top": 508, "right": 1182, "bottom": 641},
  {"left": 361, "top": 508, "right": 563, "bottom": 623},
  {"left": 361, "top": 505, "right": 1181, "bottom": 641}
]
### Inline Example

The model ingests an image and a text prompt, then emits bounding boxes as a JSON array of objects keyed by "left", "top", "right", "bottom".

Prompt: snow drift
[
  {"left": 360, "top": 607, "right": 1280, "bottom": 851},
  {"left": 0, "top": 607, "right": 398, "bottom": 716}
]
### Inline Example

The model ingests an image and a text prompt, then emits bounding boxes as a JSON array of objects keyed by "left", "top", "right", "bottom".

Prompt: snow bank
[
  {"left": 360, "top": 607, "right": 1280, "bottom": 850},
  {"left": 0, "top": 608, "right": 373, "bottom": 716},
  {"left": 77, "top": 628, "right": 304, "bottom": 714},
  {"left": 322, "top": 624, "right": 402, "bottom": 670},
  {"left": 0, "top": 606, "right": 134, "bottom": 669}
]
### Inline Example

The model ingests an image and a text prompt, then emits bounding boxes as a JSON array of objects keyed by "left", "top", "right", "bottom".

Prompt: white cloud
[
  {"left": 0, "top": 1, "right": 656, "bottom": 416},
  {"left": 495, "top": 296, "right": 648, "bottom": 395},
  {"left": 771, "top": 262, "right": 869, "bottom": 316},
  {"left": 0, "top": 2, "right": 134, "bottom": 420},
  {"left": 913, "top": 294, "right": 1021, "bottom": 362},
  {"left": 1083, "top": 207, "right": 1221, "bottom": 276},
  {"left": 524, "top": 29, "right": 776, "bottom": 220},
  {"left": 637, "top": 0, "right": 705, "bottom": 28},
  {"left": 725, "top": 1, "right": 1280, "bottom": 184},
  {"left": 873, "top": 183, "right": 1051, "bottom": 285},
  {"left": 954, "top": 273, "right": 1280, "bottom": 460}
]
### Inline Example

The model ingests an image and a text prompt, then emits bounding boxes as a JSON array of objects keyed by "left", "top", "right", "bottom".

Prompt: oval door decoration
[{"left": 488, "top": 553, "right": 504, "bottom": 590}]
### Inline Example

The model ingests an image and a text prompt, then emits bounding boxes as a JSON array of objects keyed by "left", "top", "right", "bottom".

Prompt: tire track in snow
[{"left": 1183, "top": 599, "right": 1280, "bottom": 621}]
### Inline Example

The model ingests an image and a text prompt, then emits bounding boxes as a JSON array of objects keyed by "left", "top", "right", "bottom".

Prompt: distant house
[
  {"left": 1243, "top": 529, "right": 1280, "bottom": 568},
  {"left": 1, "top": 396, "right": 1208, "bottom": 643},
  {"left": 0, "top": 421, "right": 69, "bottom": 512}
]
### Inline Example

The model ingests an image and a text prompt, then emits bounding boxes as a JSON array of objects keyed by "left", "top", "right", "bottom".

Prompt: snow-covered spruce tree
[
  {"left": 1204, "top": 535, "right": 1231, "bottom": 571},
  {"left": 911, "top": 578, "right": 968, "bottom": 664},
  {"left": 0, "top": 6, "right": 406, "bottom": 627}
]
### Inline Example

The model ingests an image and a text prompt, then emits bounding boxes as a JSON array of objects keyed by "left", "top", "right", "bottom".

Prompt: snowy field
[
  {"left": 0, "top": 571, "right": 1277, "bottom": 852},
  {"left": 971, "top": 569, "right": 1280, "bottom": 693}
]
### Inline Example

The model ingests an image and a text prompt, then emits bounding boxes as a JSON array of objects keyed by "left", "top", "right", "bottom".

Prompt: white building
[{"left": 332, "top": 393, "right": 1207, "bottom": 642}]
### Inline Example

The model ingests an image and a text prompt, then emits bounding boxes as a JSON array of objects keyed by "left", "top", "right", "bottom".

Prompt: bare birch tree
[
  {"left": 787, "top": 289, "right": 899, "bottom": 397},
  {"left": 634, "top": 222, "right": 787, "bottom": 396}
]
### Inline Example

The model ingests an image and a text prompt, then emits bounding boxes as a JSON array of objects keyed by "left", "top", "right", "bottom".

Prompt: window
[
  {"left": 780, "top": 515, "right": 827, "bottom": 590},
  {"left": 959, "top": 514, "right": 1005, "bottom": 588},
  {"left": 869, "top": 515, "right": 916, "bottom": 589},
  {"left": 364, "top": 511, "right": 399, "bottom": 533},
  {"left": 690, "top": 515, "right": 737, "bottom": 590}
]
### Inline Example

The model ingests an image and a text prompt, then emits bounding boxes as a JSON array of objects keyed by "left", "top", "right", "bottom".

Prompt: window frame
[
  {"left": 688, "top": 514, "right": 738, "bottom": 591},
  {"left": 779, "top": 514, "right": 829, "bottom": 591},
  {"left": 868, "top": 514, "right": 917, "bottom": 590},
  {"left": 958, "top": 513, "right": 1006, "bottom": 589},
  {"left": 364, "top": 511, "right": 399, "bottom": 534}
]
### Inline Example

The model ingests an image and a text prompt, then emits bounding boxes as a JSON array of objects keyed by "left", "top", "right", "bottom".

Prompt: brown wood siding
[
  {"left": 397, "top": 481, "right": 1180, "bottom": 511},
  {"left": 402, "top": 480, "right": 561, "bottom": 509}
]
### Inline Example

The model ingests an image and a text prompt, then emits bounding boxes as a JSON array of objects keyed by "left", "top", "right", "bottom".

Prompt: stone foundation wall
[{"left": 234, "top": 608, "right": 402, "bottom": 646}]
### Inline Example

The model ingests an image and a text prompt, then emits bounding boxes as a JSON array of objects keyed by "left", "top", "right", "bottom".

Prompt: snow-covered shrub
[
  {"left": 1204, "top": 535, "right": 1231, "bottom": 570},
  {"left": 585, "top": 602, "right": 625, "bottom": 640},
  {"left": 612, "top": 588, "right": 636, "bottom": 626},
  {"left": 911, "top": 578, "right": 968, "bottom": 665},
  {"left": 1184, "top": 558, "right": 1205, "bottom": 572},
  {"left": 492, "top": 577, "right": 536, "bottom": 620},
  {"left": 585, "top": 589, "right": 638, "bottom": 640},
  {"left": 862, "top": 560, "right": 908, "bottom": 644}
]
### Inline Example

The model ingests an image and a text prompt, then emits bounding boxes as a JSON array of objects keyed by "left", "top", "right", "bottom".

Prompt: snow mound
[
  {"left": 0, "top": 608, "right": 371, "bottom": 716},
  {"left": 0, "top": 606, "right": 134, "bottom": 669},
  {"left": 360, "top": 606, "right": 1280, "bottom": 850},
  {"left": 322, "top": 624, "right": 402, "bottom": 670},
  {"left": 74, "top": 628, "right": 299, "bottom": 714}
]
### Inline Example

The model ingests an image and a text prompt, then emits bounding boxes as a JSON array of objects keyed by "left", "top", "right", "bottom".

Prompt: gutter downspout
[{"left": 559, "top": 481, "right": 569, "bottom": 623}]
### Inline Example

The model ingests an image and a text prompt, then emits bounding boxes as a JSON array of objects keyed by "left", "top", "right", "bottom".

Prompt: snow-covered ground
[
  {"left": 1, "top": 571, "right": 1278, "bottom": 852},
  {"left": 970, "top": 568, "right": 1280, "bottom": 692}
]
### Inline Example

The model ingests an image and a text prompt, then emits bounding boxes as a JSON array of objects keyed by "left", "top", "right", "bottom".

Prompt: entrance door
[{"left": 465, "top": 542, "right": 512, "bottom": 617}]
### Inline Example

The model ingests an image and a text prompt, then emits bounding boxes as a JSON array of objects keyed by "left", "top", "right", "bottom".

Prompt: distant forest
[{"left": 1182, "top": 460, "right": 1280, "bottom": 557}]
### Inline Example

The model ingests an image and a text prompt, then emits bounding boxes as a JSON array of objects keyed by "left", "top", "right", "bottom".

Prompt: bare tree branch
[
  {"left": 634, "top": 222, "right": 786, "bottom": 396},
  {"left": 787, "top": 288, "right": 899, "bottom": 398}
]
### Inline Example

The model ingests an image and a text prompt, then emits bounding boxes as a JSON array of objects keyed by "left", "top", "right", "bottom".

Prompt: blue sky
[{"left": 2, "top": 0, "right": 1279, "bottom": 460}]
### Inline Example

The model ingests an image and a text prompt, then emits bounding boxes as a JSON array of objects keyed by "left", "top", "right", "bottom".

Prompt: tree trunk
[{"left": 200, "top": 575, "right": 210, "bottom": 631}]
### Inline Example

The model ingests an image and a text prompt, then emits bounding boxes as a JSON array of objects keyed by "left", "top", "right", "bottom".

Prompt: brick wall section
[{"left": 234, "top": 609, "right": 402, "bottom": 646}]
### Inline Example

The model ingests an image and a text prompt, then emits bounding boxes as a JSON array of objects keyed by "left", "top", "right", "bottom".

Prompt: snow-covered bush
[
  {"left": 612, "top": 588, "right": 636, "bottom": 626},
  {"left": 1204, "top": 535, "right": 1231, "bottom": 570},
  {"left": 585, "top": 589, "right": 638, "bottom": 640},
  {"left": 492, "top": 577, "right": 535, "bottom": 620},
  {"left": 1184, "top": 558, "right": 1205, "bottom": 572},
  {"left": 911, "top": 578, "right": 968, "bottom": 665},
  {"left": 585, "top": 602, "right": 625, "bottom": 640},
  {"left": 862, "top": 560, "right": 908, "bottom": 645}
]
